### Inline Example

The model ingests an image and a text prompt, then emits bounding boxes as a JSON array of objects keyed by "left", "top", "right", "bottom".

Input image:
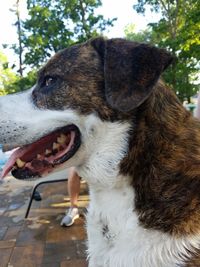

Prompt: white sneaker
[{"left": 60, "top": 207, "right": 79, "bottom": 227}]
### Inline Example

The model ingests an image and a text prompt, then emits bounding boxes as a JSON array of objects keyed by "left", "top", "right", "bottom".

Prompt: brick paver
[{"left": 0, "top": 175, "right": 89, "bottom": 267}]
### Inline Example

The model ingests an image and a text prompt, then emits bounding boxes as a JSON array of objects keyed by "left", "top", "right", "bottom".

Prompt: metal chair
[{"left": 25, "top": 169, "right": 68, "bottom": 218}]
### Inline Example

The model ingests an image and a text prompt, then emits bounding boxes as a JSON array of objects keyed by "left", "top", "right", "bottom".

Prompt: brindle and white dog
[{"left": 1, "top": 38, "right": 200, "bottom": 267}]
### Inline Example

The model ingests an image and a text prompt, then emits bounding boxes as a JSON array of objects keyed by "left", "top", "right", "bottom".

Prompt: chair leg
[
  {"left": 25, "top": 178, "right": 68, "bottom": 219},
  {"left": 25, "top": 183, "right": 41, "bottom": 218}
]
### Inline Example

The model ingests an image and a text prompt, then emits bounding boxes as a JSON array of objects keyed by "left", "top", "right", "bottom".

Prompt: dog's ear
[{"left": 91, "top": 37, "right": 173, "bottom": 112}]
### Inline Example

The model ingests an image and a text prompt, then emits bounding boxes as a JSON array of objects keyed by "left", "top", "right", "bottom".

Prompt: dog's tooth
[
  {"left": 57, "top": 134, "right": 67, "bottom": 144},
  {"left": 37, "top": 154, "right": 42, "bottom": 159},
  {"left": 16, "top": 158, "right": 25, "bottom": 168},
  {"left": 53, "top": 142, "right": 60, "bottom": 150},
  {"left": 45, "top": 149, "right": 52, "bottom": 155}
]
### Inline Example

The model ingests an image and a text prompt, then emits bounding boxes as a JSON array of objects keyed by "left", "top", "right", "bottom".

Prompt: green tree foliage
[
  {"left": 131, "top": 0, "right": 200, "bottom": 102},
  {"left": 124, "top": 24, "right": 153, "bottom": 43},
  {"left": 4, "top": 0, "right": 115, "bottom": 95},
  {"left": 9, "top": 0, "right": 24, "bottom": 76},
  {"left": 0, "top": 52, "right": 19, "bottom": 95},
  {"left": 0, "top": 51, "right": 36, "bottom": 95},
  {"left": 22, "top": 0, "right": 116, "bottom": 67},
  {"left": 12, "top": 70, "right": 37, "bottom": 92}
]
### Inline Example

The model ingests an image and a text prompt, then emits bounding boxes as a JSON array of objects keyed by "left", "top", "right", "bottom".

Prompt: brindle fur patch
[
  {"left": 121, "top": 82, "right": 200, "bottom": 237},
  {"left": 32, "top": 42, "right": 126, "bottom": 121}
]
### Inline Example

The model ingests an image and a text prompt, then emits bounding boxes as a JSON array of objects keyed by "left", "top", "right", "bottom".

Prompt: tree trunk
[{"left": 16, "top": 0, "right": 23, "bottom": 77}]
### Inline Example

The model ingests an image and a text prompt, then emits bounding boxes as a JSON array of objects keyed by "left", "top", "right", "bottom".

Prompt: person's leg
[
  {"left": 68, "top": 167, "right": 80, "bottom": 208},
  {"left": 61, "top": 167, "right": 81, "bottom": 226}
]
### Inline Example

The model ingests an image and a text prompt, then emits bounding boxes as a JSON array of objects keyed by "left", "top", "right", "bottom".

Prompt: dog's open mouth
[{"left": 1, "top": 125, "right": 81, "bottom": 180}]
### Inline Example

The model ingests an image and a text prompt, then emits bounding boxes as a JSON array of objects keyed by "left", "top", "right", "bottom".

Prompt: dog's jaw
[{"left": 0, "top": 89, "right": 83, "bottom": 177}]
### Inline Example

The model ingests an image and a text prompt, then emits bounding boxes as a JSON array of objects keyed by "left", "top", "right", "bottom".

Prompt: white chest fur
[
  {"left": 73, "top": 114, "right": 199, "bottom": 267},
  {"left": 85, "top": 178, "right": 200, "bottom": 267}
]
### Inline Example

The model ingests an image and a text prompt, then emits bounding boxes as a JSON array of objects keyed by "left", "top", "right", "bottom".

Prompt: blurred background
[{"left": 0, "top": 0, "right": 199, "bottom": 110}]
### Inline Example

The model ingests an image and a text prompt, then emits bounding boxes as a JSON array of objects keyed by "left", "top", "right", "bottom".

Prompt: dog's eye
[{"left": 43, "top": 76, "right": 56, "bottom": 87}]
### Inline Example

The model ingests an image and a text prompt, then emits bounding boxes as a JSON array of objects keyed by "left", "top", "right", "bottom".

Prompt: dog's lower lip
[
  {"left": 11, "top": 167, "right": 40, "bottom": 180},
  {"left": 53, "top": 143, "right": 79, "bottom": 165}
]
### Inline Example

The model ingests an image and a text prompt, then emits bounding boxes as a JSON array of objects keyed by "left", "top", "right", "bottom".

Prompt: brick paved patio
[{"left": 0, "top": 173, "right": 89, "bottom": 267}]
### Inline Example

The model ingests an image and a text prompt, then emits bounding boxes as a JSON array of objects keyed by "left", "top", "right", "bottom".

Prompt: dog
[{"left": 0, "top": 37, "right": 200, "bottom": 267}]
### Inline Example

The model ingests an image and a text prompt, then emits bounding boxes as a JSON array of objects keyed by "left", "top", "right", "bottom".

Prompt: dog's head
[{"left": 0, "top": 38, "right": 173, "bottom": 181}]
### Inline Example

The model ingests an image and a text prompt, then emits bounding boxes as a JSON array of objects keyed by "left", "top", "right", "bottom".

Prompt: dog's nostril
[{"left": 17, "top": 125, "right": 26, "bottom": 130}]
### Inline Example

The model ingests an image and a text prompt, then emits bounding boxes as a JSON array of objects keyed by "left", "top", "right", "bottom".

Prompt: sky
[{"left": 0, "top": 0, "right": 160, "bottom": 64}]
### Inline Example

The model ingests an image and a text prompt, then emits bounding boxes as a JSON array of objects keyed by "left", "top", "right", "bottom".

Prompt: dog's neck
[
  {"left": 120, "top": 81, "right": 200, "bottom": 237},
  {"left": 77, "top": 118, "right": 131, "bottom": 188}
]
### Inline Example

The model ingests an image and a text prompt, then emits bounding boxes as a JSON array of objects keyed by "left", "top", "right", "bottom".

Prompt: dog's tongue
[
  {"left": 0, "top": 149, "right": 20, "bottom": 178},
  {"left": 1, "top": 148, "right": 24, "bottom": 178}
]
